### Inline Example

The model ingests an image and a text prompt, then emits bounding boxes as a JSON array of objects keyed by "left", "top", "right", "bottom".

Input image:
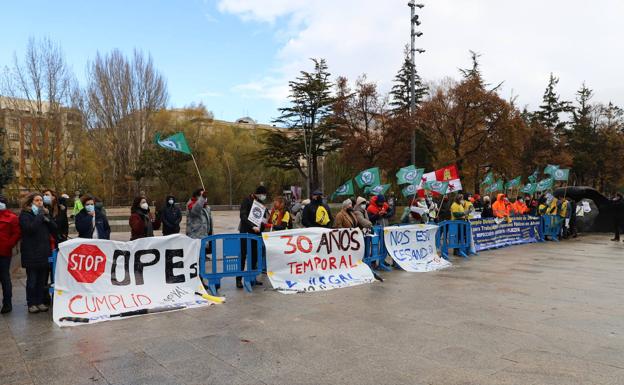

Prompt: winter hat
[
  {"left": 311, "top": 189, "right": 323, "bottom": 196},
  {"left": 342, "top": 199, "right": 352, "bottom": 209},
  {"left": 255, "top": 186, "right": 268, "bottom": 195},
  {"left": 376, "top": 194, "right": 385, "bottom": 203},
  {"left": 0, "top": 195, "right": 6, "bottom": 204}
]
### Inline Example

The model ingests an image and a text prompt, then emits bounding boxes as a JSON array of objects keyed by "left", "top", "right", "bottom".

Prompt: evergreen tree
[
  {"left": 536, "top": 73, "right": 571, "bottom": 139},
  {"left": 0, "top": 130, "right": 15, "bottom": 192},
  {"left": 390, "top": 46, "right": 428, "bottom": 112},
  {"left": 259, "top": 59, "right": 341, "bottom": 194},
  {"left": 567, "top": 83, "right": 596, "bottom": 185}
]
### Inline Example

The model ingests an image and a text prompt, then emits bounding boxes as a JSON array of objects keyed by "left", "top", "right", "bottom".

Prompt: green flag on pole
[
  {"left": 481, "top": 171, "right": 494, "bottom": 186},
  {"left": 333, "top": 180, "right": 354, "bottom": 197},
  {"left": 155, "top": 133, "right": 192, "bottom": 155},
  {"left": 543, "top": 164, "right": 559, "bottom": 175},
  {"left": 552, "top": 168, "right": 570, "bottom": 181},
  {"left": 528, "top": 169, "right": 539, "bottom": 183},
  {"left": 425, "top": 181, "right": 449, "bottom": 195},
  {"left": 487, "top": 179, "right": 504, "bottom": 194},
  {"left": 520, "top": 183, "right": 537, "bottom": 195},
  {"left": 396, "top": 165, "right": 424, "bottom": 186},
  {"left": 505, "top": 176, "right": 522, "bottom": 190},
  {"left": 364, "top": 184, "right": 391, "bottom": 196},
  {"left": 536, "top": 177, "right": 554, "bottom": 192},
  {"left": 354, "top": 167, "right": 381, "bottom": 188},
  {"left": 401, "top": 184, "right": 419, "bottom": 198}
]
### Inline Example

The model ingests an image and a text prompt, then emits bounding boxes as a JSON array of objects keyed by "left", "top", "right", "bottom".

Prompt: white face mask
[
  {"left": 168, "top": 199, "right": 174, "bottom": 205},
  {"left": 0, "top": 203, "right": 5, "bottom": 210},
  {"left": 257, "top": 194, "right": 266, "bottom": 202},
  {"left": 140, "top": 202, "right": 149, "bottom": 210},
  {"left": 360, "top": 204, "right": 367, "bottom": 210}
]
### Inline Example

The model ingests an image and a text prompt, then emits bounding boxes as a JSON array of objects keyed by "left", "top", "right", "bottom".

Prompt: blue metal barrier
[
  {"left": 199, "top": 233, "right": 264, "bottom": 295},
  {"left": 48, "top": 250, "right": 57, "bottom": 297},
  {"left": 541, "top": 215, "right": 563, "bottom": 241},
  {"left": 436, "top": 220, "right": 473, "bottom": 260},
  {"left": 363, "top": 225, "right": 392, "bottom": 271}
]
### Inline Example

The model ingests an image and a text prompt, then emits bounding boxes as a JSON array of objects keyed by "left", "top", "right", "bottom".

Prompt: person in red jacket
[
  {"left": 0, "top": 195, "right": 21, "bottom": 314},
  {"left": 367, "top": 195, "right": 391, "bottom": 226}
]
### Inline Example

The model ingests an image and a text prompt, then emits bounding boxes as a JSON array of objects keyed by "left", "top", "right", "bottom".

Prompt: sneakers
[
  {"left": 28, "top": 305, "right": 40, "bottom": 314},
  {"left": 0, "top": 304, "right": 11, "bottom": 314},
  {"left": 37, "top": 304, "right": 49, "bottom": 312}
]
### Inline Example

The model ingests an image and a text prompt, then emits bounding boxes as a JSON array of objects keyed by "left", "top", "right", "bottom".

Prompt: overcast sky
[{"left": 1, "top": 0, "right": 622, "bottom": 123}]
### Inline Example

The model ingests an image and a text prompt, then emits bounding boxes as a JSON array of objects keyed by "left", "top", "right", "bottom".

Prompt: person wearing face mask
[
  {"left": 302, "top": 190, "right": 333, "bottom": 228},
  {"left": 334, "top": 199, "right": 358, "bottom": 229},
  {"left": 42, "top": 189, "right": 69, "bottom": 245},
  {"left": 352, "top": 196, "right": 373, "bottom": 230},
  {"left": 237, "top": 186, "right": 268, "bottom": 288},
  {"left": 186, "top": 189, "right": 213, "bottom": 240},
  {"left": 160, "top": 195, "right": 182, "bottom": 236},
  {"left": 19, "top": 193, "right": 57, "bottom": 313},
  {"left": 129, "top": 196, "right": 160, "bottom": 241},
  {"left": 291, "top": 199, "right": 309, "bottom": 229},
  {"left": 75, "top": 195, "right": 111, "bottom": 239},
  {"left": 0, "top": 196, "right": 20, "bottom": 314}
]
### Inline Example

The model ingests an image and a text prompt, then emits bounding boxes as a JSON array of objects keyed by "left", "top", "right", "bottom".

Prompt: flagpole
[{"left": 191, "top": 153, "right": 205, "bottom": 191}]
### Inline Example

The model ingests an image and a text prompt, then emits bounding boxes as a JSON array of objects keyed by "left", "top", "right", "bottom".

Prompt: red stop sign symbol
[{"left": 68, "top": 244, "right": 107, "bottom": 283}]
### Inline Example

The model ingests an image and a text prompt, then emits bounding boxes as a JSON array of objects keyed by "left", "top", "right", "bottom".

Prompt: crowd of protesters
[{"left": 0, "top": 183, "right": 621, "bottom": 314}]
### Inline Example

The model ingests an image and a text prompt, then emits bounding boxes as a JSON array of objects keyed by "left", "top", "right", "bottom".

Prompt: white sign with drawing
[{"left": 248, "top": 200, "right": 266, "bottom": 227}]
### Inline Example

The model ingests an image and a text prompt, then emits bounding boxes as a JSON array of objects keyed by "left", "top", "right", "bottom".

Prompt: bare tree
[
  {"left": 86, "top": 49, "right": 168, "bottom": 201},
  {"left": 1, "top": 37, "right": 80, "bottom": 191}
]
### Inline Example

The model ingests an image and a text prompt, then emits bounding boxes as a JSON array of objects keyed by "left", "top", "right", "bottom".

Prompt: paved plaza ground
[{"left": 1, "top": 213, "right": 623, "bottom": 384}]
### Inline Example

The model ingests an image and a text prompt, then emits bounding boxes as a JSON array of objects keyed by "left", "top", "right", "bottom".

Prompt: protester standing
[
  {"left": 291, "top": 199, "right": 309, "bottom": 229},
  {"left": 451, "top": 195, "right": 468, "bottom": 220},
  {"left": 237, "top": 186, "right": 267, "bottom": 288},
  {"left": 42, "top": 189, "right": 69, "bottom": 245},
  {"left": 611, "top": 193, "right": 624, "bottom": 241},
  {"left": 75, "top": 195, "right": 111, "bottom": 239},
  {"left": 302, "top": 190, "right": 333, "bottom": 228},
  {"left": 481, "top": 196, "right": 494, "bottom": 218},
  {"left": 0, "top": 196, "right": 20, "bottom": 314},
  {"left": 19, "top": 193, "right": 56, "bottom": 313},
  {"left": 352, "top": 197, "right": 373, "bottom": 230},
  {"left": 334, "top": 199, "right": 358, "bottom": 229},
  {"left": 160, "top": 195, "right": 182, "bottom": 235},
  {"left": 367, "top": 195, "right": 391, "bottom": 226},
  {"left": 129, "top": 196, "right": 160, "bottom": 241},
  {"left": 265, "top": 196, "right": 291, "bottom": 231}
]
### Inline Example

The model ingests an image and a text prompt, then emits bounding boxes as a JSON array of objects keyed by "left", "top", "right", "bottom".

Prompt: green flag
[
  {"left": 354, "top": 167, "right": 381, "bottom": 188},
  {"left": 155, "top": 133, "right": 192, "bottom": 155},
  {"left": 364, "top": 184, "right": 391, "bottom": 196},
  {"left": 425, "top": 181, "right": 449, "bottom": 195},
  {"left": 481, "top": 171, "right": 494, "bottom": 186},
  {"left": 333, "top": 180, "right": 354, "bottom": 197},
  {"left": 543, "top": 164, "right": 559, "bottom": 175},
  {"left": 528, "top": 169, "right": 539, "bottom": 183},
  {"left": 401, "top": 184, "right": 419, "bottom": 198},
  {"left": 487, "top": 179, "right": 504, "bottom": 194},
  {"left": 552, "top": 168, "right": 570, "bottom": 181},
  {"left": 505, "top": 176, "right": 522, "bottom": 190},
  {"left": 521, "top": 183, "right": 537, "bottom": 195},
  {"left": 536, "top": 177, "right": 554, "bottom": 192},
  {"left": 396, "top": 166, "right": 424, "bottom": 186}
]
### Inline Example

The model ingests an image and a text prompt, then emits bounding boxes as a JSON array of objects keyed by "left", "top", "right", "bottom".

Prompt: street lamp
[{"left": 407, "top": 1, "right": 425, "bottom": 166}]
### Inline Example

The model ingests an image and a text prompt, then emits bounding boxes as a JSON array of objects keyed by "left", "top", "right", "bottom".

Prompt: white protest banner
[
  {"left": 53, "top": 234, "right": 214, "bottom": 327},
  {"left": 383, "top": 224, "right": 451, "bottom": 272},
  {"left": 263, "top": 227, "right": 375, "bottom": 293},
  {"left": 248, "top": 200, "right": 266, "bottom": 227}
]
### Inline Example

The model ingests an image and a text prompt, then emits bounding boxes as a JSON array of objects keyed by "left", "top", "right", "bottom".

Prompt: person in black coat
[
  {"left": 236, "top": 186, "right": 267, "bottom": 288},
  {"left": 611, "top": 193, "right": 624, "bottom": 241},
  {"left": 159, "top": 195, "right": 182, "bottom": 235},
  {"left": 42, "top": 189, "right": 68, "bottom": 246},
  {"left": 19, "top": 193, "right": 57, "bottom": 313},
  {"left": 481, "top": 196, "right": 494, "bottom": 218},
  {"left": 302, "top": 190, "right": 333, "bottom": 228},
  {"left": 75, "top": 195, "right": 111, "bottom": 240}
]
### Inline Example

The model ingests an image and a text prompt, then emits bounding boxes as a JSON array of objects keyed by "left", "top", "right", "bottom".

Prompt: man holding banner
[{"left": 237, "top": 186, "right": 268, "bottom": 288}]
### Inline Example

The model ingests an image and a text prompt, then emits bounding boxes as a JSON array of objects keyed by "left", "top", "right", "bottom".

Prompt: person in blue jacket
[{"left": 75, "top": 195, "right": 111, "bottom": 240}]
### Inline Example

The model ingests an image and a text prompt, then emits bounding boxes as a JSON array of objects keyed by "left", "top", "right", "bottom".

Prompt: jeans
[
  {"left": 26, "top": 266, "right": 48, "bottom": 307},
  {"left": 0, "top": 257, "right": 11, "bottom": 306}
]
